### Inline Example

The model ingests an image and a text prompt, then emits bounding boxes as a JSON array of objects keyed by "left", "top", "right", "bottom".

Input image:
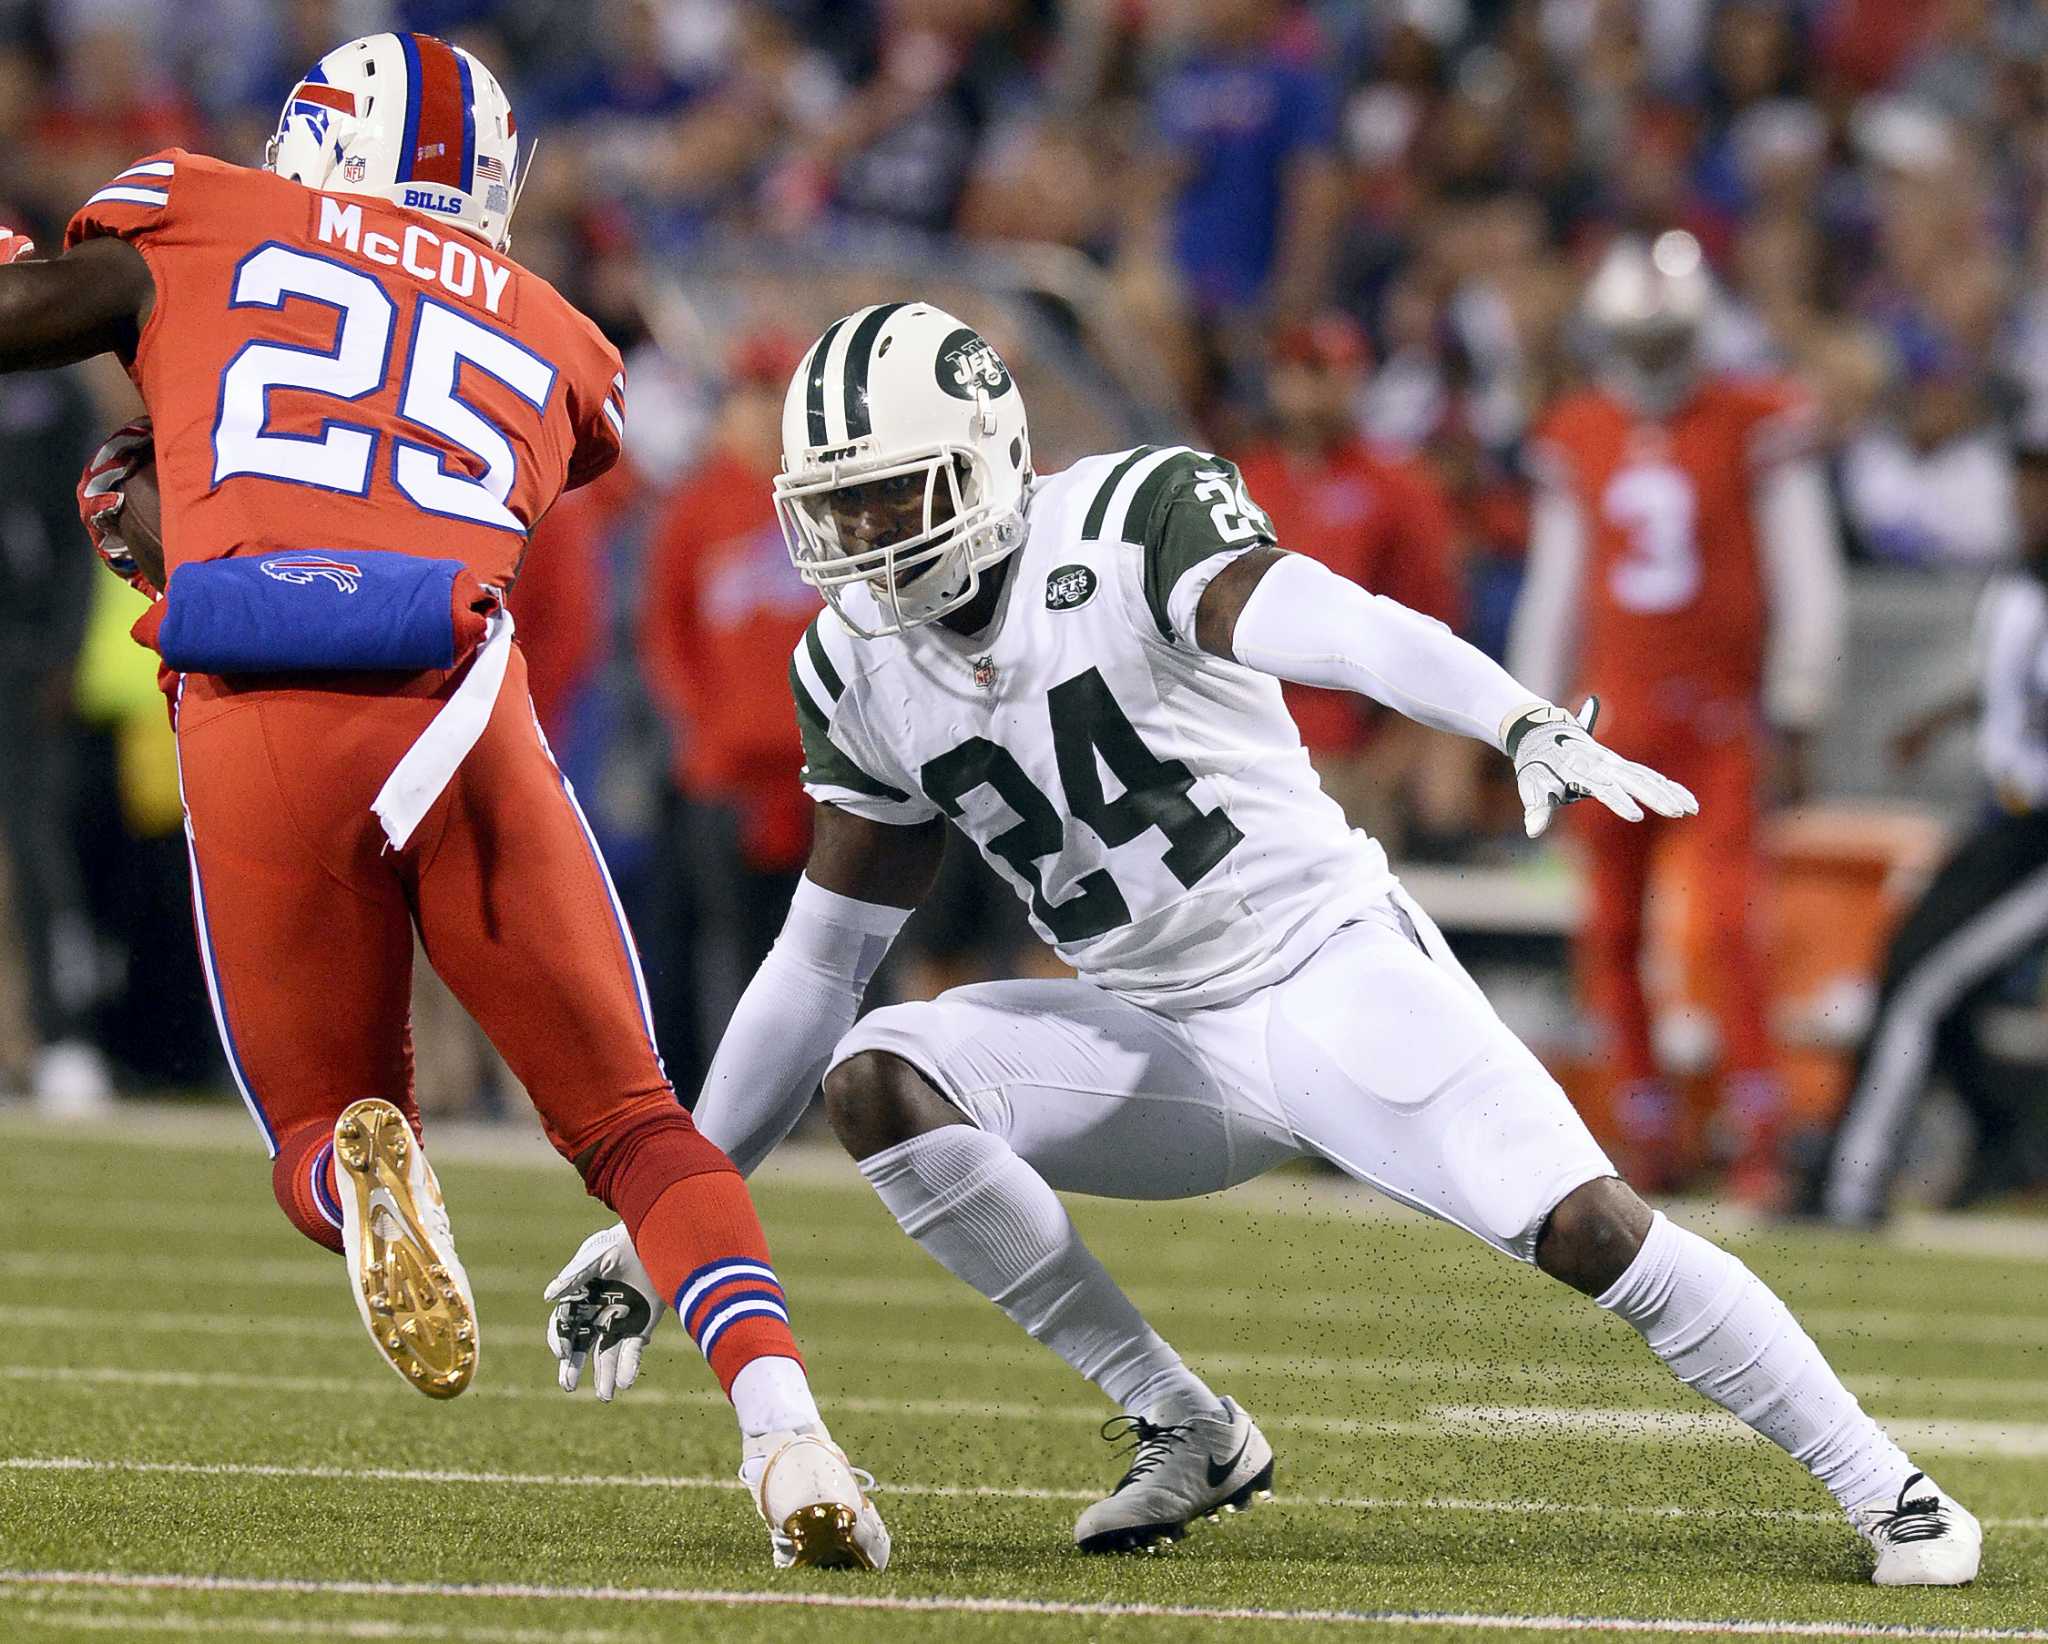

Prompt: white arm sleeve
[
  {"left": 692, "top": 875, "right": 910, "bottom": 1177},
  {"left": 1757, "top": 457, "right": 1847, "bottom": 730},
  {"left": 1505, "top": 485, "right": 1586, "bottom": 706},
  {"left": 1232, "top": 551, "right": 1544, "bottom": 751}
]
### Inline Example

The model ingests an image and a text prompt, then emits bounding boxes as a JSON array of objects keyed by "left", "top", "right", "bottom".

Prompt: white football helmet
[
  {"left": 775, "top": 302, "right": 1032, "bottom": 639},
  {"left": 267, "top": 33, "right": 526, "bottom": 253},
  {"left": 1583, "top": 230, "right": 1713, "bottom": 414}
]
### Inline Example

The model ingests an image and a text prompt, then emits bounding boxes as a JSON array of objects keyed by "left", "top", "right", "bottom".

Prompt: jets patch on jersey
[{"left": 789, "top": 444, "right": 1392, "bottom": 1011}]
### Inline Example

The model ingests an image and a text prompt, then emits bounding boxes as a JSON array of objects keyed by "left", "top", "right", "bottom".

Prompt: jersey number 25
[{"left": 212, "top": 243, "right": 555, "bottom": 533}]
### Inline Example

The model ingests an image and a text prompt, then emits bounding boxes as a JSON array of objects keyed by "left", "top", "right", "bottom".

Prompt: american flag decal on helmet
[{"left": 476, "top": 153, "right": 507, "bottom": 183}]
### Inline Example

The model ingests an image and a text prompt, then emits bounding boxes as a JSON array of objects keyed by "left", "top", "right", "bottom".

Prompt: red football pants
[
  {"left": 1573, "top": 697, "right": 1775, "bottom": 1092},
  {"left": 175, "top": 647, "right": 674, "bottom": 1161},
  {"left": 172, "top": 647, "right": 801, "bottom": 1391}
]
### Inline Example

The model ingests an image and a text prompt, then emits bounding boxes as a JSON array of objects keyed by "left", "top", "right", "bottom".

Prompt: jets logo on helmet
[
  {"left": 936, "top": 329, "right": 1011, "bottom": 400},
  {"left": 266, "top": 32, "right": 529, "bottom": 253},
  {"left": 775, "top": 302, "right": 1033, "bottom": 639}
]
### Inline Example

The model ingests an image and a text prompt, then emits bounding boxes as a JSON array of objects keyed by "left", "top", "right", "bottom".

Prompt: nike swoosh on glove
[
  {"left": 543, "top": 1222, "right": 662, "bottom": 1402},
  {"left": 1504, "top": 698, "right": 1699, "bottom": 839}
]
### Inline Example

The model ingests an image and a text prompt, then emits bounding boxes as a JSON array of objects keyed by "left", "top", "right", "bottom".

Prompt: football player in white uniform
[{"left": 547, "top": 303, "right": 1979, "bottom": 1583}]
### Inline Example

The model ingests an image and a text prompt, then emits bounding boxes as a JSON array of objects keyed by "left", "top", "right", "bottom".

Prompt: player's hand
[
  {"left": 0, "top": 227, "right": 36, "bottom": 265},
  {"left": 77, "top": 418, "right": 156, "bottom": 593},
  {"left": 1505, "top": 698, "right": 1699, "bottom": 839},
  {"left": 543, "top": 1221, "right": 662, "bottom": 1402}
]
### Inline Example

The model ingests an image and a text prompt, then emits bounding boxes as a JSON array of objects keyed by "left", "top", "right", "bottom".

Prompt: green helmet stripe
[{"left": 842, "top": 302, "right": 908, "bottom": 440}]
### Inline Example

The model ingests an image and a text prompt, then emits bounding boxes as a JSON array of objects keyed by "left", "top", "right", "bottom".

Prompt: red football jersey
[
  {"left": 65, "top": 150, "right": 624, "bottom": 591},
  {"left": 1530, "top": 376, "right": 1816, "bottom": 705}
]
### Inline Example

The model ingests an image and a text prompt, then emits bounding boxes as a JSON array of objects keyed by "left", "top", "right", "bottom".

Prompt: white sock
[
  {"left": 860, "top": 1127, "right": 1221, "bottom": 1424},
  {"left": 1598, "top": 1211, "right": 1916, "bottom": 1511},
  {"left": 731, "top": 1355, "right": 821, "bottom": 1439}
]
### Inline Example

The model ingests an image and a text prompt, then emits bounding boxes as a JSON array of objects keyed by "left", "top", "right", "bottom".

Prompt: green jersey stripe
[
  {"left": 1080, "top": 446, "right": 1155, "bottom": 540},
  {"left": 804, "top": 618, "right": 844, "bottom": 701},
  {"left": 789, "top": 658, "right": 911, "bottom": 802}
]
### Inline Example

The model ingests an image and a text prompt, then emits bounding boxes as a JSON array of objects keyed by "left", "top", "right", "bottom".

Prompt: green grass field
[{"left": 1, "top": 1105, "right": 2044, "bottom": 1642}]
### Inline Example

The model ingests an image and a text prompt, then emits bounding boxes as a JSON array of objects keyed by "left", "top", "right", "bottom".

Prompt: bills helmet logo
[
  {"left": 935, "top": 329, "right": 1012, "bottom": 401},
  {"left": 260, "top": 554, "right": 364, "bottom": 594}
]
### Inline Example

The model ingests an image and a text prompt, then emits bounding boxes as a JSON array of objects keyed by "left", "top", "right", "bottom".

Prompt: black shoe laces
[
  {"left": 1100, "top": 1415, "right": 1190, "bottom": 1492},
  {"left": 1870, "top": 1472, "right": 1949, "bottom": 1545}
]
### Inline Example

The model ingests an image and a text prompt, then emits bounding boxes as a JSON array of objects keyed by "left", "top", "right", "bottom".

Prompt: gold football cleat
[
  {"left": 333, "top": 1098, "right": 478, "bottom": 1399},
  {"left": 745, "top": 1430, "right": 891, "bottom": 1570},
  {"left": 782, "top": 1501, "right": 871, "bottom": 1571}
]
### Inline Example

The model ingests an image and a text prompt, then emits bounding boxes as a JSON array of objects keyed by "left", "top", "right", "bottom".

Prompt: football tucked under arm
[
  {"left": 77, "top": 418, "right": 165, "bottom": 596},
  {"left": 1222, "top": 549, "right": 1697, "bottom": 837}
]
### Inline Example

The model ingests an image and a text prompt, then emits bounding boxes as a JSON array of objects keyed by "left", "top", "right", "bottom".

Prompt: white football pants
[{"left": 834, "top": 887, "right": 1614, "bottom": 1260}]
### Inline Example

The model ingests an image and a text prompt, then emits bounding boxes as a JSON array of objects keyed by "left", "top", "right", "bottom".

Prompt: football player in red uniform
[
  {"left": 0, "top": 32, "right": 886, "bottom": 1568},
  {"left": 1510, "top": 232, "right": 1845, "bottom": 1203}
]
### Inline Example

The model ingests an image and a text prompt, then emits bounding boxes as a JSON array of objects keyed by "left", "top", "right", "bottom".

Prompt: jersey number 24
[
  {"left": 920, "top": 668, "right": 1245, "bottom": 945},
  {"left": 212, "top": 243, "right": 555, "bottom": 533}
]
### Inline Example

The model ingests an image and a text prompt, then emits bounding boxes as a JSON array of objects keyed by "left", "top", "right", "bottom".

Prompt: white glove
[
  {"left": 1505, "top": 697, "right": 1699, "bottom": 839},
  {"left": 543, "top": 1222, "right": 662, "bottom": 1402}
]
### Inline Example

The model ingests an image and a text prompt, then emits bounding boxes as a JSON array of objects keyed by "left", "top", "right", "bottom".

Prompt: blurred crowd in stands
[{"left": 3, "top": 0, "right": 2047, "bottom": 1131}]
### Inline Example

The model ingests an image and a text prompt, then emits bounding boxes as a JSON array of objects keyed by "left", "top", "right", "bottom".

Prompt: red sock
[
  {"left": 638, "top": 1173, "right": 804, "bottom": 1393},
  {"left": 587, "top": 1107, "right": 804, "bottom": 1395},
  {"left": 271, "top": 1122, "right": 345, "bottom": 1255}
]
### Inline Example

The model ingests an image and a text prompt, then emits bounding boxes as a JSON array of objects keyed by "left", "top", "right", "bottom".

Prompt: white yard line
[
  {"left": 8, "top": 1455, "right": 2046, "bottom": 1533},
  {"left": 2, "top": 1572, "right": 2043, "bottom": 1641},
  {"left": 4, "top": 1303, "right": 2042, "bottom": 1409},
  {"left": 12, "top": 1361, "right": 2048, "bottom": 1453},
  {"left": 5, "top": 1251, "right": 2041, "bottom": 1346},
  {"left": 0, "top": 1604, "right": 627, "bottom": 1644},
  {"left": 1432, "top": 1405, "right": 2048, "bottom": 1459}
]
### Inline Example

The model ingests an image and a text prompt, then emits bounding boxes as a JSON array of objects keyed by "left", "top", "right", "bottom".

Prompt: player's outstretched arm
[
  {"left": 544, "top": 805, "right": 939, "bottom": 1400},
  {"left": 1199, "top": 546, "right": 1697, "bottom": 838},
  {"left": 0, "top": 235, "right": 153, "bottom": 371},
  {"left": 695, "top": 804, "right": 941, "bottom": 1174}
]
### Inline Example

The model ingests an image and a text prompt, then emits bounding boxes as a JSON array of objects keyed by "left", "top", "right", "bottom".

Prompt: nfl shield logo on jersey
[
  {"left": 343, "top": 154, "right": 367, "bottom": 183},
  {"left": 972, "top": 654, "right": 999, "bottom": 690}
]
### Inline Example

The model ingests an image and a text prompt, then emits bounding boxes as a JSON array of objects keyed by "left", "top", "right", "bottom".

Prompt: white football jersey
[{"left": 789, "top": 444, "right": 1393, "bottom": 1011}]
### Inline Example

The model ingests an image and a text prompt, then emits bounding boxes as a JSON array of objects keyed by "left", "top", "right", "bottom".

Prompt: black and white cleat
[
  {"left": 1850, "top": 1472, "right": 1982, "bottom": 1586},
  {"left": 1074, "top": 1397, "right": 1275, "bottom": 1555}
]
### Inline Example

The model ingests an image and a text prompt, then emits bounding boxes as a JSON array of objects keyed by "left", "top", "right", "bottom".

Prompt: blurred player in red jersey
[
  {"left": 0, "top": 31, "right": 886, "bottom": 1568},
  {"left": 641, "top": 329, "right": 820, "bottom": 1051},
  {"left": 1509, "top": 232, "right": 1844, "bottom": 1204},
  {"left": 1235, "top": 313, "right": 1476, "bottom": 848}
]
